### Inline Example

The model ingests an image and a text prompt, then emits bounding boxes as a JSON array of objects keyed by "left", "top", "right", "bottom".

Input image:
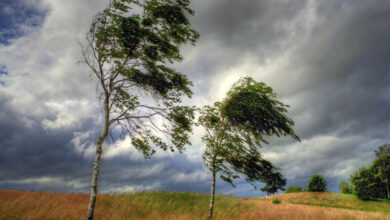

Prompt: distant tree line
[
  {"left": 284, "top": 144, "right": 390, "bottom": 202},
  {"left": 285, "top": 174, "right": 327, "bottom": 193}
]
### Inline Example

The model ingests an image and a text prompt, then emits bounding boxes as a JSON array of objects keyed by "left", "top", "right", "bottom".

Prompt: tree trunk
[
  {"left": 386, "top": 178, "right": 390, "bottom": 199},
  {"left": 86, "top": 99, "right": 109, "bottom": 220},
  {"left": 86, "top": 138, "right": 104, "bottom": 220},
  {"left": 207, "top": 168, "right": 216, "bottom": 219}
]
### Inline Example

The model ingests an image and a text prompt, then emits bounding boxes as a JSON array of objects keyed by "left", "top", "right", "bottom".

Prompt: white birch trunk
[
  {"left": 86, "top": 99, "right": 109, "bottom": 220},
  {"left": 208, "top": 169, "right": 216, "bottom": 219}
]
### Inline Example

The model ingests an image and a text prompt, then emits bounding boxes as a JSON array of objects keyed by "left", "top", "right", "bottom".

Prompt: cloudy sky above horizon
[{"left": 1, "top": 0, "right": 390, "bottom": 197}]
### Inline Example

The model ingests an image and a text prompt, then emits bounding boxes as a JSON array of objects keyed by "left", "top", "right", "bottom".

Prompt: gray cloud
[{"left": 0, "top": 0, "right": 390, "bottom": 197}]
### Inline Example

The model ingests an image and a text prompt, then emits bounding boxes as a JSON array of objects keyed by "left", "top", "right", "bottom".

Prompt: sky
[{"left": 0, "top": 0, "right": 390, "bottom": 197}]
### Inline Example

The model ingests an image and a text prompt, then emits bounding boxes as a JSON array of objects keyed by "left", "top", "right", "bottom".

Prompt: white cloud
[
  {"left": 263, "top": 134, "right": 380, "bottom": 180},
  {"left": 102, "top": 183, "right": 160, "bottom": 194},
  {"left": 71, "top": 131, "right": 96, "bottom": 158},
  {"left": 42, "top": 100, "right": 98, "bottom": 129},
  {"left": 0, "top": 176, "right": 89, "bottom": 190},
  {"left": 0, "top": 0, "right": 107, "bottom": 121},
  {"left": 103, "top": 136, "right": 145, "bottom": 161},
  {"left": 173, "top": 170, "right": 209, "bottom": 184}
]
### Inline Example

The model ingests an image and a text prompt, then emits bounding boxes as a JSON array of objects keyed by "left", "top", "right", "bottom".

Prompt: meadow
[{"left": 1, "top": 190, "right": 390, "bottom": 219}]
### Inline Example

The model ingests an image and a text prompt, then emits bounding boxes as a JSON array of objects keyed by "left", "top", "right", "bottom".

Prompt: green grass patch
[{"left": 107, "top": 191, "right": 254, "bottom": 218}]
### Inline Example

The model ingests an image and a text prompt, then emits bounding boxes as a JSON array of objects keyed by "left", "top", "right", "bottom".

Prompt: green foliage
[
  {"left": 84, "top": 0, "right": 199, "bottom": 156},
  {"left": 272, "top": 198, "right": 281, "bottom": 204},
  {"left": 339, "top": 180, "right": 353, "bottom": 194},
  {"left": 351, "top": 163, "right": 386, "bottom": 200},
  {"left": 115, "top": 191, "right": 251, "bottom": 217},
  {"left": 285, "top": 185, "right": 304, "bottom": 193},
  {"left": 375, "top": 144, "right": 390, "bottom": 199},
  {"left": 307, "top": 174, "right": 327, "bottom": 192},
  {"left": 198, "top": 77, "right": 299, "bottom": 194},
  {"left": 350, "top": 144, "right": 390, "bottom": 200},
  {"left": 222, "top": 77, "right": 300, "bottom": 141},
  {"left": 351, "top": 167, "right": 377, "bottom": 200}
]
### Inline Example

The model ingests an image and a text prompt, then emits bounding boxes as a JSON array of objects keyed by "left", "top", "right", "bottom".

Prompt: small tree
[
  {"left": 338, "top": 180, "right": 353, "bottom": 194},
  {"left": 351, "top": 167, "right": 378, "bottom": 200},
  {"left": 351, "top": 163, "right": 386, "bottom": 200},
  {"left": 349, "top": 144, "right": 390, "bottom": 201},
  {"left": 285, "top": 185, "right": 304, "bottom": 193},
  {"left": 375, "top": 144, "right": 390, "bottom": 199},
  {"left": 307, "top": 174, "right": 327, "bottom": 192},
  {"left": 198, "top": 77, "right": 299, "bottom": 219},
  {"left": 82, "top": 0, "right": 199, "bottom": 219}
]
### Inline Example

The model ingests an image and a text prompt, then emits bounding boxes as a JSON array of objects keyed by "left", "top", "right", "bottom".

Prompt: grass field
[
  {"left": 262, "top": 192, "right": 390, "bottom": 214},
  {"left": 1, "top": 190, "right": 390, "bottom": 219}
]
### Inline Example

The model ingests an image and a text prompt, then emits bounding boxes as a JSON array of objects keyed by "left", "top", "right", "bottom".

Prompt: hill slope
[
  {"left": 1, "top": 190, "right": 390, "bottom": 219},
  {"left": 262, "top": 192, "right": 390, "bottom": 214}
]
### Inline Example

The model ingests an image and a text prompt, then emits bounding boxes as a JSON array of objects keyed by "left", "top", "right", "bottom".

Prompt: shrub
[
  {"left": 285, "top": 185, "right": 304, "bottom": 193},
  {"left": 307, "top": 174, "right": 327, "bottom": 192},
  {"left": 272, "top": 199, "right": 281, "bottom": 204},
  {"left": 338, "top": 180, "right": 353, "bottom": 194}
]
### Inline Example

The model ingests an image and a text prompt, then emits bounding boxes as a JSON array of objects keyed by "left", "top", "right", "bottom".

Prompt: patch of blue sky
[
  {"left": 0, "top": 65, "right": 6, "bottom": 86},
  {"left": 0, "top": 0, "right": 48, "bottom": 45},
  {"left": 0, "top": 65, "right": 7, "bottom": 75}
]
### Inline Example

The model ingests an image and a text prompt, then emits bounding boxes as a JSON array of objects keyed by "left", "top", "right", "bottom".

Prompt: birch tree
[
  {"left": 198, "top": 77, "right": 300, "bottom": 219},
  {"left": 81, "top": 0, "right": 198, "bottom": 219}
]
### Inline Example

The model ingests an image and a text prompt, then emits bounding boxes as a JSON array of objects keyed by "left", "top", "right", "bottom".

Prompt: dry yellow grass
[
  {"left": 1, "top": 190, "right": 390, "bottom": 219},
  {"left": 262, "top": 192, "right": 390, "bottom": 214},
  {"left": 237, "top": 199, "right": 390, "bottom": 220}
]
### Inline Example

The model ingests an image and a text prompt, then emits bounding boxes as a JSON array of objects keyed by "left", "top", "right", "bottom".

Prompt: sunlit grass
[
  {"left": 0, "top": 190, "right": 252, "bottom": 220},
  {"left": 98, "top": 191, "right": 252, "bottom": 219},
  {"left": 1, "top": 190, "right": 390, "bottom": 219}
]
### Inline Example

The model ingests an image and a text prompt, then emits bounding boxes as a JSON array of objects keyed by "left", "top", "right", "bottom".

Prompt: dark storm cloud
[
  {"left": 0, "top": 96, "right": 93, "bottom": 188},
  {"left": 0, "top": 97, "right": 211, "bottom": 193},
  {"left": 185, "top": 0, "right": 390, "bottom": 193},
  {"left": 0, "top": 94, "right": 212, "bottom": 194},
  {"left": 272, "top": 0, "right": 390, "bottom": 141},
  {"left": 1, "top": 0, "right": 390, "bottom": 197},
  {"left": 194, "top": 0, "right": 306, "bottom": 52},
  {"left": 98, "top": 154, "right": 211, "bottom": 194},
  {"left": 181, "top": 0, "right": 308, "bottom": 95}
]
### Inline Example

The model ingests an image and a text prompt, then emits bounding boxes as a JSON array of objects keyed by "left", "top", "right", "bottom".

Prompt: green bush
[
  {"left": 307, "top": 174, "right": 327, "bottom": 192},
  {"left": 272, "top": 199, "right": 281, "bottom": 204},
  {"left": 349, "top": 144, "right": 390, "bottom": 201},
  {"left": 338, "top": 180, "right": 353, "bottom": 194},
  {"left": 285, "top": 185, "right": 304, "bottom": 193},
  {"left": 351, "top": 166, "right": 384, "bottom": 200}
]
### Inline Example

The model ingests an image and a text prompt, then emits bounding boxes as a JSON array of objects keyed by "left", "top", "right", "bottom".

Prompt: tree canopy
[
  {"left": 222, "top": 77, "right": 300, "bottom": 141},
  {"left": 375, "top": 144, "right": 390, "bottom": 199},
  {"left": 307, "top": 174, "right": 327, "bottom": 192},
  {"left": 350, "top": 144, "right": 390, "bottom": 200},
  {"left": 82, "top": 0, "right": 199, "bottom": 219},
  {"left": 198, "top": 77, "right": 299, "bottom": 218},
  {"left": 338, "top": 180, "right": 353, "bottom": 194},
  {"left": 83, "top": 0, "right": 199, "bottom": 155}
]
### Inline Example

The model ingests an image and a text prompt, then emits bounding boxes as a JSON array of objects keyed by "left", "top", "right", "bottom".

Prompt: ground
[{"left": 1, "top": 190, "right": 389, "bottom": 219}]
